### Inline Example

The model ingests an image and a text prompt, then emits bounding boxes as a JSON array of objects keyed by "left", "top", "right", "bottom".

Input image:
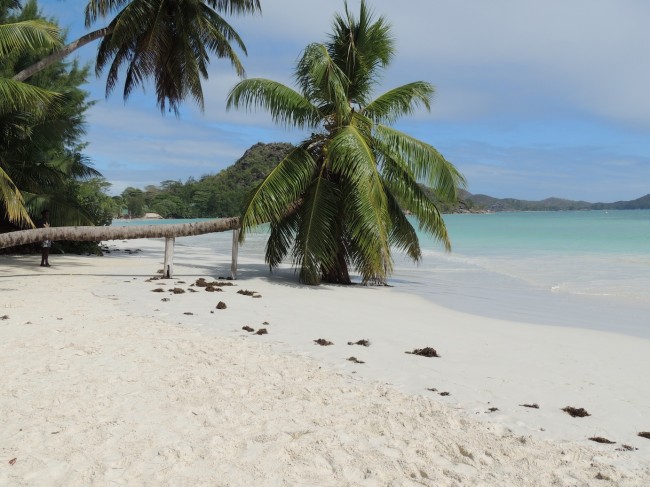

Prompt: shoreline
[{"left": 1, "top": 240, "right": 649, "bottom": 485}]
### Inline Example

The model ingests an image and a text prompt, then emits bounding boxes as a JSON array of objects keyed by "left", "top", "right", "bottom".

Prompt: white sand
[{"left": 1, "top": 238, "right": 649, "bottom": 486}]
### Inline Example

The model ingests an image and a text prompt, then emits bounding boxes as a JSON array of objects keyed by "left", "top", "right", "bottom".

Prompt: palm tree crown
[
  {"left": 227, "top": 0, "right": 465, "bottom": 285},
  {"left": 12, "top": 0, "right": 261, "bottom": 115}
]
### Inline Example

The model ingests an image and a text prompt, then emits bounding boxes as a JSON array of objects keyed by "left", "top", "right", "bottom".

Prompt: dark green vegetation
[
  {"left": 464, "top": 190, "right": 650, "bottom": 211},
  {"left": 118, "top": 142, "right": 292, "bottom": 219},
  {"left": 1, "top": 0, "right": 115, "bottom": 243},
  {"left": 2, "top": 0, "right": 260, "bottom": 251},
  {"left": 227, "top": 1, "right": 465, "bottom": 285}
]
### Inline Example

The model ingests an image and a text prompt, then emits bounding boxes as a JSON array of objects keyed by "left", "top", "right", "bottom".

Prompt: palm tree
[
  {"left": 11, "top": 0, "right": 261, "bottom": 114},
  {"left": 0, "top": 14, "right": 63, "bottom": 226},
  {"left": 227, "top": 0, "right": 465, "bottom": 285},
  {"left": 0, "top": 216, "right": 239, "bottom": 248}
]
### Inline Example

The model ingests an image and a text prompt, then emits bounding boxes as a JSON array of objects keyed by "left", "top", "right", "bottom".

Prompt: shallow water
[{"left": 114, "top": 210, "right": 650, "bottom": 338}]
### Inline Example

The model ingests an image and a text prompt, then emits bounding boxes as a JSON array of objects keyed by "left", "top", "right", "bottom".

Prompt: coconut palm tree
[
  {"left": 0, "top": 13, "right": 63, "bottom": 226},
  {"left": 11, "top": 0, "right": 261, "bottom": 115},
  {"left": 0, "top": 216, "right": 239, "bottom": 248},
  {"left": 227, "top": 0, "right": 465, "bottom": 285}
]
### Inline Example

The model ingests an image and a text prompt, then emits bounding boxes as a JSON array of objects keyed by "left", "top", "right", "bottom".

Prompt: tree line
[{"left": 116, "top": 142, "right": 291, "bottom": 219}]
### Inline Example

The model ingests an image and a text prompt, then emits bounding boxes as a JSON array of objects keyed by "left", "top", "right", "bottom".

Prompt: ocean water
[{"left": 114, "top": 210, "right": 650, "bottom": 338}]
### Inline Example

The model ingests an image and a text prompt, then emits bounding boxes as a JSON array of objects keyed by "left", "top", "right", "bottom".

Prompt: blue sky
[{"left": 39, "top": 0, "right": 650, "bottom": 202}]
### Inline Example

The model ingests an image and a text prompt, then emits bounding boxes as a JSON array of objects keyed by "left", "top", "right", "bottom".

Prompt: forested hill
[
  {"left": 122, "top": 143, "right": 293, "bottom": 218},
  {"left": 193, "top": 142, "right": 293, "bottom": 217},
  {"left": 464, "top": 191, "right": 650, "bottom": 211}
]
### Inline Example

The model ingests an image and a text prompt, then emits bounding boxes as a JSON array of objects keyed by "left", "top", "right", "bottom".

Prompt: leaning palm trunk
[
  {"left": 12, "top": 27, "right": 111, "bottom": 82},
  {"left": 0, "top": 218, "right": 239, "bottom": 249}
]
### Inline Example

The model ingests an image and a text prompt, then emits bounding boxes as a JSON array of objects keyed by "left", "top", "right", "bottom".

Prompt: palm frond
[
  {"left": 0, "top": 78, "right": 61, "bottom": 116},
  {"left": 0, "top": 164, "right": 33, "bottom": 227},
  {"left": 375, "top": 124, "right": 465, "bottom": 201},
  {"left": 227, "top": 79, "right": 320, "bottom": 128},
  {"left": 295, "top": 43, "right": 350, "bottom": 120},
  {"left": 364, "top": 81, "right": 433, "bottom": 124},
  {"left": 380, "top": 154, "right": 451, "bottom": 250},
  {"left": 0, "top": 20, "right": 62, "bottom": 57},
  {"left": 329, "top": 122, "right": 392, "bottom": 283},
  {"left": 86, "top": 0, "right": 260, "bottom": 26},
  {"left": 329, "top": 0, "right": 393, "bottom": 104},
  {"left": 239, "top": 145, "right": 316, "bottom": 237},
  {"left": 340, "top": 178, "right": 392, "bottom": 284},
  {"left": 383, "top": 184, "right": 421, "bottom": 261},
  {"left": 266, "top": 210, "right": 298, "bottom": 269},
  {"left": 293, "top": 172, "right": 340, "bottom": 284}
]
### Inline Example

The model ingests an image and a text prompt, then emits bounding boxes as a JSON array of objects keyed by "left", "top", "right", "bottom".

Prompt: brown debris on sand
[
  {"left": 347, "top": 339, "right": 370, "bottom": 347},
  {"left": 171, "top": 288, "right": 185, "bottom": 294},
  {"left": 242, "top": 326, "right": 254, "bottom": 332},
  {"left": 196, "top": 278, "right": 234, "bottom": 287},
  {"left": 237, "top": 289, "right": 261, "bottom": 297},
  {"left": 205, "top": 285, "right": 223, "bottom": 292},
  {"left": 520, "top": 403, "right": 540, "bottom": 409},
  {"left": 562, "top": 406, "right": 590, "bottom": 417},
  {"left": 426, "top": 388, "right": 438, "bottom": 392},
  {"left": 638, "top": 432, "right": 650, "bottom": 439},
  {"left": 347, "top": 356, "right": 365, "bottom": 364},
  {"left": 152, "top": 288, "right": 165, "bottom": 293},
  {"left": 183, "top": 312, "right": 194, "bottom": 315},
  {"left": 188, "top": 288, "right": 198, "bottom": 293},
  {"left": 439, "top": 392, "right": 451, "bottom": 396},
  {"left": 617, "top": 444, "right": 638, "bottom": 451},
  {"left": 589, "top": 437, "right": 615, "bottom": 444},
  {"left": 1, "top": 315, "right": 9, "bottom": 320},
  {"left": 487, "top": 407, "right": 499, "bottom": 413},
  {"left": 405, "top": 347, "right": 439, "bottom": 358},
  {"left": 254, "top": 328, "right": 268, "bottom": 335},
  {"left": 314, "top": 338, "right": 333, "bottom": 346},
  {"left": 216, "top": 302, "right": 227, "bottom": 309}
]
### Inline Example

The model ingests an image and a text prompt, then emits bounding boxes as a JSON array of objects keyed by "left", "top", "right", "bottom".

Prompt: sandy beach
[{"left": 1, "top": 237, "right": 649, "bottom": 486}]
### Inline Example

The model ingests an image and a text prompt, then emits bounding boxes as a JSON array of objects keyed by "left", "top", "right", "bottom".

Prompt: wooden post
[
  {"left": 231, "top": 229, "right": 240, "bottom": 280},
  {"left": 163, "top": 237, "right": 175, "bottom": 278}
]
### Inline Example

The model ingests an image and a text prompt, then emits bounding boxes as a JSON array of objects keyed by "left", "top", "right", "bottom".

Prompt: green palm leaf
[
  {"left": 364, "top": 82, "right": 433, "bottom": 125},
  {"left": 0, "top": 20, "right": 62, "bottom": 57},
  {"left": 293, "top": 173, "right": 340, "bottom": 284},
  {"left": 227, "top": 79, "right": 320, "bottom": 128},
  {"left": 382, "top": 184, "right": 422, "bottom": 261},
  {"left": 375, "top": 124, "right": 465, "bottom": 201},
  {"left": 0, "top": 165, "right": 32, "bottom": 227},
  {"left": 266, "top": 210, "right": 299, "bottom": 269},
  {"left": 296, "top": 43, "right": 350, "bottom": 121},
  {"left": 381, "top": 156, "right": 451, "bottom": 250},
  {"left": 239, "top": 145, "right": 316, "bottom": 235}
]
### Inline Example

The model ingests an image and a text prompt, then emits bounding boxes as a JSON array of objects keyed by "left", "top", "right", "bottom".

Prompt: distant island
[{"left": 462, "top": 190, "right": 650, "bottom": 212}]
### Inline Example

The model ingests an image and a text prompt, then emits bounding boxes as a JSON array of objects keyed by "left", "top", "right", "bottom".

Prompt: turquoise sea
[{"left": 114, "top": 210, "right": 650, "bottom": 338}]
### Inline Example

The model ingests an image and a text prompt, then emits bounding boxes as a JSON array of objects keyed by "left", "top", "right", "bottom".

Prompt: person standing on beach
[{"left": 38, "top": 209, "right": 51, "bottom": 267}]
